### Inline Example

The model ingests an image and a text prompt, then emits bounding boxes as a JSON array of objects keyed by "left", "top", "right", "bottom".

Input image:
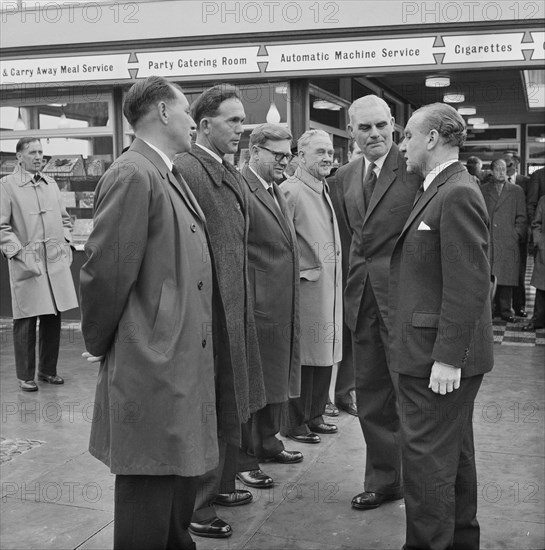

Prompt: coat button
[
  {"left": 202, "top": 339, "right": 207, "bottom": 348},
  {"left": 190, "top": 223, "right": 197, "bottom": 232},
  {"left": 198, "top": 281, "right": 203, "bottom": 290}
]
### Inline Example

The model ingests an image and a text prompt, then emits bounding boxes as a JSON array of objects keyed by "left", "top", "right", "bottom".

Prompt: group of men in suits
[{"left": 79, "top": 76, "right": 493, "bottom": 550}]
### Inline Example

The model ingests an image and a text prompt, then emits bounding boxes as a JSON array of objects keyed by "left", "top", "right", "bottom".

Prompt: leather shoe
[
  {"left": 309, "top": 422, "right": 338, "bottom": 434},
  {"left": 336, "top": 400, "right": 357, "bottom": 416},
  {"left": 213, "top": 489, "right": 252, "bottom": 507},
  {"left": 351, "top": 491, "right": 403, "bottom": 510},
  {"left": 324, "top": 401, "right": 339, "bottom": 416},
  {"left": 286, "top": 432, "right": 321, "bottom": 444},
  {"left": 37, "top": 373, "right": 64, "bottom": 384},
  {"left": 501, "top": 315, "right": 517, "bottom": 323},
  {"left": 18, "top": 380, "right": 38, "bottom": 392},
  {"left": 267, "top": 449, "right": 304, "bottom": 464},
  {"left": 516, "top": 309, "right": 528, "bottom": 318},
  {"left": 189, "top": 517, "right": 232, "bottom": 538},
  {"left": 522, "top": 322, "right": 544, "bottom": 331},
  {"left": 236, "top": 469, "right": 274, "bottom": 488}
]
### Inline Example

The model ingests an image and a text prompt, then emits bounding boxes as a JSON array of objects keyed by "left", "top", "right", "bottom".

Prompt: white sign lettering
[{"left": 441, "top": 34, "right": 526, "bottom": 64}]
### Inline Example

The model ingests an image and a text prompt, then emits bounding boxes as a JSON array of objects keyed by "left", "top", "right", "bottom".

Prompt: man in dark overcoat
[
  {"left": 80, "top": 76, "right": 218, "bottom": 550},
  {"left": 174, "top": 84, "right": 266, "bottom": 539},
  {"left": 480, "top": 158, "right": 527, "bottom": 322},
  {"left": 236, "top": 123, "right": 302, "bottom": 490}
]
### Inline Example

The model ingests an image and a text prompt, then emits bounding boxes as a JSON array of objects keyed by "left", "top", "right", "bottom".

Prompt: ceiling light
[
  {"left": 13, "top": 107, "right": 26, "bottom": 131},
  {"left": 457, "top": 106, "right": 476, "bottom": 115},
  {"left": 444, "top": 93, "right": 465, "bottom": 103},
  {"left": 426, "top": 75, "right": 450, "bottom": 88},
  {"left": 275, "top": 85, "right": 288, "bottom": 94},
  {"left": 312, "top": 99, "right": 342, "bottom": 111},
  {"left": 266, "top": 101, "right": 281, "bottom": 123},
  {"left": 467, "top": 117, "right": 484, "bottom": 125},
  {"left": 473, "top": 122, "right": 489, "bottom": 129},
  {"left": 58, "top": 105, "right": 70, "bottom": 129}
]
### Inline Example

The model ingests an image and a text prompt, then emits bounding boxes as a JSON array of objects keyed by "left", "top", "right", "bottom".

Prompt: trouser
[
  {"left": 399, "top": 374, "right": 483, "bottom": 550},
  {"left": 531, "top": 288, "right": 545, "bottom": 328},
  {"left": 513, "top": 241, "right": 528, "bottom": 312},
  {"left": 239, "top": 402, "right": 285, "bottom": 470},
  {"left": 192, "top": 437, "right": 238, "bottom": 522},
  {"left": 334, "top": 322, "right": 356, "bottom": 403},
  {"left": 281, "top": 365, "right": 332, "bottom": 436},
  {"left": 352, "top": 284, "right": 402, "bottom": 496},
  {"left": 494, "top": 285, "right": 514, "bottom": 317},
  {"left": 13, "top": 314, "right": 61, "bottom": 381},
  {"left": 114, "top": 474, "right": 197, "bottom": 550}
]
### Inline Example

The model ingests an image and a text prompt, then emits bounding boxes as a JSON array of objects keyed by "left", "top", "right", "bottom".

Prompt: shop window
[{"left": 527, "top": 124, "right": 545, "bottom": 174}]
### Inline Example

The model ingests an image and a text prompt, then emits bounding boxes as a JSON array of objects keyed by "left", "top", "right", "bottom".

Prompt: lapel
[
  {"left": 364, "top": 144, "right": 399, "bottom": 224},
  {"left": 481, "top": 182, "right": 499, "bottom": 213},
  {"left": 401, "top": 161, "right": 464, "bottom": 238},
  {"left": 131, "top": 139, "right": 205, "bottom": 222},
  {"left": 495, "top": 181, "right": 514, "bottom": 210},
  {"left": 347, "top": 158, "right": 366, "bottom": 221},
  {"left": 242, "top": 166, "right": 292, "bottom": 242}
]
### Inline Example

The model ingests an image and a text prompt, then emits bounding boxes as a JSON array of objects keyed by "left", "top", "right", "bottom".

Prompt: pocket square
[{"left": 417, "top": 221, "right": 431, "bottom": 230}]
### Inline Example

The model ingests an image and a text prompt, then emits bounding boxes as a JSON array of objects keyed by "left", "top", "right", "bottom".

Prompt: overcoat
[
  {"left": 389, "top": 162, "right": 494, "bottom": 377},
  {"left": 281, "top": 166, "right": 342, "bottom": 366},
  {"left": 480, "top": 180, "right": 527, "bottom": 286},
  {"left": 0, "top": 166, "right": 78, "bottom": 319},
  {"left": 531, "top": 196, "right": 545, "bottom": 291},
  {"left": 241, "top": 165, "right": 300, "bottom": 402},
  {"left": 174, "top": 145, "right": 266, "bottom": 428},
  {"left": 80, "top": 139, "right": 218, "bottom": 477}
]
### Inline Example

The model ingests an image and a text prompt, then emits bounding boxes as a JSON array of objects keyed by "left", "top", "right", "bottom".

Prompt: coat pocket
[
  {"left": 148, "top": 280, "right": 176, "bottom": 355},
  {"left": 10, "top": 254, "right": 42, "bottom": 282},
  {"left": 411, "top": 312, "right": 440, "bottom": 328},
  {"left": 300, "top": 267, "right": 321, "bottom": 282}
]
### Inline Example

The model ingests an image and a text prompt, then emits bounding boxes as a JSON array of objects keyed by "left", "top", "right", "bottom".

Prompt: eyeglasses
[{"left": 257, "top": 146, "right": 293, "bottom": 162}]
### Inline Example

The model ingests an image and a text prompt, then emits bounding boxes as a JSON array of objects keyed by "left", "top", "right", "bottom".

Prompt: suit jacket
[
  {"left": 174, "top": 144, "right": 266, "bottom": 427},
  {"left": 1, "top": 166, "right": 78, "bottom": 318},
  {"left": 480, "top": 180, "right": 527, "bottom": 285},
  {"left": 336, "top": 144, "right": 420, "bottom": 331},
  {"left": 80, "top": 138, "right": 218, "bottom": 476},
  {"left": 241, "top": 165, "right": 300, "bottom": 402},
  {"left": 531, "top": 196, "right": 545, "bottom": 290},
  {"left": 389, "top": 162, "right": 494, "bottom": 378},
  {"left": 528, "top": 168, "right": 545, "bottom": 222},
  {"left": 281, "top": 166, "right": 343, "bottom": 366}
]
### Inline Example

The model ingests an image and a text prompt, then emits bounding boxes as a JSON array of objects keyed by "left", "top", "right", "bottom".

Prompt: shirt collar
[
  {"left": 423, "top": 159, "right": 458, "bottom": 191},
  {"left": 362, "top": 149, "right": 389, "bottom": 175},
  {"left": 196, "top": 143, "right": 223, "bottom": 165},
  {"left": 249, "top": 165, "right": 271, "bottom": 190},
  {"left": 142, "top": 140, "right": 172, "bottom": 171}
]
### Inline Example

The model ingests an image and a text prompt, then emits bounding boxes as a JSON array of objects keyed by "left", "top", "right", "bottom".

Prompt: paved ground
[{"left": 1, "top": 324, "right": 544, "bottom": 550}]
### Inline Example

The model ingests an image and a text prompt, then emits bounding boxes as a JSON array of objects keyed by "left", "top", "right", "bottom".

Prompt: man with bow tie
[{"left": 0, "top": 137, "right": 78, "bottom": 392}]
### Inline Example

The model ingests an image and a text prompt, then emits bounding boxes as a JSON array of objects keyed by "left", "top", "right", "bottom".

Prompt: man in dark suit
[
  {"left": 336, "top": 95, "right": 420, "bottom": 511},
  {"left": 80, "top": 76, "right": 218, "bottom": 550},
  {"left": 174, "top": 84, "right": 266, "bottom": 539},
  {"left": 503, "top": 153, "right": 531, "bottom": 317},
  {"left": 528, "top": 167, "right": 545, "bottom": 223},
  {"left": 236, "top": 123, "right": 303, "bottom": 490},
  {"left": 392, "top": 102, "right": 494, "bottom": 549}
]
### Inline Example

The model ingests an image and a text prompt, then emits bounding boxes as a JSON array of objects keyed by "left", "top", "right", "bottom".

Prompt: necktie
[
  {"left": 507, "top": 176, "right": 512, "bottom": 184},
  {"left": 495, "top": 182, "right": 503, "bottom": 196},
  {"left": 267, "top": 186, "right": 274, "bottom": 198},
  {"left": 363, "top": 162, "right": 377, "bottom": 208},
  {"left": 33, "top": 173, "right": 45, "bottom": 184}
]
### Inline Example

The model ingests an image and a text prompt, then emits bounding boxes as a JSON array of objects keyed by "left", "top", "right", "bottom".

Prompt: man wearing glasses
[{"left": 236, "top": 123, "right": 303, "bottom": 489}]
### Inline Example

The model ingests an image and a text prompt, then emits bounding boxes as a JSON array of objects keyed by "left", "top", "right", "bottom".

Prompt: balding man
[
  {"left": 393, "top": 102, "right": 493, "bottom": 549},
  {"left": 336, "top": 95, "right": 420, "bottom": 511}
]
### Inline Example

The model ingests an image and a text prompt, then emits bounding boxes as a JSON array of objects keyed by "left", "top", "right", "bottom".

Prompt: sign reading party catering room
[{"left": 1, "top": 31, "right": 542, "bottom": 86}]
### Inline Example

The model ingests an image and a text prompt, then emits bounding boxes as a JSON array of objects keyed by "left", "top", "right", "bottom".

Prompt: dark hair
[
  {"left": 249, "top": 123, "right": 292, "bottom": 148},
  {"left": 123, "top": 76, "right": 182, "bottom": 128},
  {"left": 412, "top": 102, "right": 467, "bottom": 148},
  {"left": 191, "top": 84, "right": 240, "bottom": 126},
  {"left": 16, "top": 137, "right": 41, "bottom": 153}
]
